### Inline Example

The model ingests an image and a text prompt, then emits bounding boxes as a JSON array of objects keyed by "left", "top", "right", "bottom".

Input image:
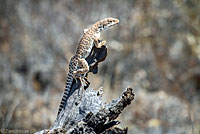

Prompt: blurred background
[{"left": 0, "top": 0, "right": 200, "bottom": 133}]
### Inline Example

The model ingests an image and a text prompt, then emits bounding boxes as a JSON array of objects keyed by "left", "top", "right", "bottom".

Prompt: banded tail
[{"left": 57, "top": 72, "right": 73, "bottom": 116}]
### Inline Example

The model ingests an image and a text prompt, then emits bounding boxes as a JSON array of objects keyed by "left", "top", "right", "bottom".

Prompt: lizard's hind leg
[
  {"left": 73, "top": 58, "right": 89, "bottom": 77},
  {"left": 72, "top": 58, "right": 89, "bottom": 99},
  {"left": 73, "top": 58, "right": 90, "bottom": 85}
]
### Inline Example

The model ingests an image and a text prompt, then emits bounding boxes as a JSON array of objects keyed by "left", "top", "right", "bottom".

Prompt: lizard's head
[{"left": 97, "top": 17, "right": 119, "bottom": 32}]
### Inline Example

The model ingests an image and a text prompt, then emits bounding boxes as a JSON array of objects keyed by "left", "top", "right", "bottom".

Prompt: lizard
[{"left": 57, "top": 17, "right": 119, "bottom": 116}]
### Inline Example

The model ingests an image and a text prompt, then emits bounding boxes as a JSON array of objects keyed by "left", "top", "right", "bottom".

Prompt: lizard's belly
[{"left": 82, "top": 41, "right": 93, "bottom": 58}]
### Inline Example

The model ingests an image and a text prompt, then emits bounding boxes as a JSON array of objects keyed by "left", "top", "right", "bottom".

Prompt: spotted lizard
[{"left": 57, "top": 17, "right": 119, "bottom": 116}]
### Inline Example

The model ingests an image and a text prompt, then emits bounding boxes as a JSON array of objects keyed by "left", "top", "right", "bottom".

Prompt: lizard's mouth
[
  {"left": 112, "top": 20, "right": 120, "bottom": 27},
  {"left": 115, "top": 19, "right": 120, "bottom": 24},
  {"left": 110, "top": 22, "right": 119, "bottom": 27},
  {"left": 112, "top": 19, "right": 120, "bottom": 25}
]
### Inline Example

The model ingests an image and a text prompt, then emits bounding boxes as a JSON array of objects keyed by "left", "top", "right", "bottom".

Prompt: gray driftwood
[{"left": 35, "top": 43, "right": 135, "bottom": 134}]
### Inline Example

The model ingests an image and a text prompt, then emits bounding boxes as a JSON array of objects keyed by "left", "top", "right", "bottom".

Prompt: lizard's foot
[
  {"left": 81, "top": 77, "right": 89, "bottom": 88},
  {"left": 72, "top": 73, "right": 89, "bottom": 88},
  {"left": 95, "top": 39, "right": 107, "bottom": 48},
  {"left": 97, "top": 40, "right": 107, "bottom": 48},
  {"left": 75, "top": 75, "right": 89, "bottom": 86},
  {"left": 83, "top": 77, "right": 90, "bottom": 89}
]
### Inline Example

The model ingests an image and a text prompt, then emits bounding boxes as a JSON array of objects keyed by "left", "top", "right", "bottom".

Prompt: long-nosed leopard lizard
[{"left": 57, "top": 17, "right": 119, "bottom": 116}]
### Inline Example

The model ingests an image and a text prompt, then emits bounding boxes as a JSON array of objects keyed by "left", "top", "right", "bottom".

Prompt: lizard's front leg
[{"left": 93, "top": 33, "right": 107, "bottom": 48}]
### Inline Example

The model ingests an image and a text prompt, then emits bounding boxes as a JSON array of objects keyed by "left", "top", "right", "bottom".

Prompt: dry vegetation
[{"left": 0, "top": 0, "right": 200, "bottom": 134}]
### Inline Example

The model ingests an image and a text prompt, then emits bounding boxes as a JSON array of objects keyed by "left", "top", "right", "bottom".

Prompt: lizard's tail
[{"left": 57, "top": 72, "right": 73, "bottom": 117}]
